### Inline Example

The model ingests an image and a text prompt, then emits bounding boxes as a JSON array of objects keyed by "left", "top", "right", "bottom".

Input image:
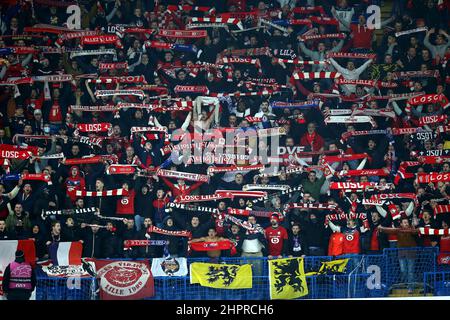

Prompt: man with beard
[
  {"left": 365, "top": 211, "right": 389, "bottom": 254},
  {"left": 172, "top": 212, "right": 213, "bottom": 257},
  {"left": 225, "top": 224, "right": 244, "bottom": 257},
  {"left": 138, "top": 217, "right": 157, "bottom": 258},
  {"left": 264, "top": 214, "right": 288, "bottom": 259},
  {"left": 287, "top": 223, "right": 309, "bottom": 257},
  {"left": 87, "top": 179, "right": 115, "bottom": 217}
]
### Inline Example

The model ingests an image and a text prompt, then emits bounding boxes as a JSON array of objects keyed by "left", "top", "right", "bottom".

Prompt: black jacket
[
  {"left": 287, "top": 232, "right": 309, "bottom": 256},
  {"left": 81, "top": 228, "right": 105, "bottom": 258}
]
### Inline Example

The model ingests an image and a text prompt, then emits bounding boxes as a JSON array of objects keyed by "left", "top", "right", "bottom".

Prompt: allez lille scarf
[{"left": 80, "top": 35, "right": 123, "bottom": 48}]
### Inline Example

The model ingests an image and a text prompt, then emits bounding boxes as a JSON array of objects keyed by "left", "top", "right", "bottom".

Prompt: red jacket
[{"left": 300, "top": 132, "right": 325, "bottom": 152}]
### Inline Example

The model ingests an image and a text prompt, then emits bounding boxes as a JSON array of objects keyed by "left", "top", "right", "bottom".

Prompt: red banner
[
  {"left": 94, "top": 260, "right": 154, "bottom": 300},
  {"left": 190, "top": 241, "right": 233, "bottom": 251},
  {"left": 417, "top": 173, "right": 450, "bottom": 183}
]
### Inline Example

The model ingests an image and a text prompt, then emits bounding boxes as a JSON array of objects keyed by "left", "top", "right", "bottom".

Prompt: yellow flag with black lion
[{"left": 268, "top": 257, "right": 308, "bottom": 300}]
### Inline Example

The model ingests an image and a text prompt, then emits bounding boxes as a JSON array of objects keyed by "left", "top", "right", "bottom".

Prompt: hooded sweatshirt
[{"left": 64, "top": 166, "right": 86, "bottom": 202}]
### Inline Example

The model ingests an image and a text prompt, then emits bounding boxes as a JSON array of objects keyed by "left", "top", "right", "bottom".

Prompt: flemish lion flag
[
  {"left": 268, "top": 257, "right": 308, "bottom": 299},
  {"left": 190, "top": 263, "right": 252, "bottom": 289},
  {"left": 305, "top": 258, "right": 349, "bottom": 276}
]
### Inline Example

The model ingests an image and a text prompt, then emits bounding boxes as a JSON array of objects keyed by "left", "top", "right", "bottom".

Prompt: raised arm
[
  {"left": 375, "top": 205, "right": 387, "bottom": 218},
  {"left": 404, "top": 201, "right": 415, "bottom": 217},
  {"left": 329, "top": 57, "right": 347, "bottom": 74},
  {"left": 424, "top": 29, "right": 436, "bottom": 54},
  {"left": 328, "top": 220, "right": 341, "bottom": 233},
  {"left": 299, "top": 42, "right": 316, "bottom": 58},
  {"left": 331, "top": 6, "right": 351, "bottom": 31},
  {"left": 354, "top": 59, "right": 373, "bottom": 76},
  {"left": 330, "top": 39, "right": 345, "bottom": 53},
  {"left": 84, "top": 80, "right": 96, "bottom": 103},
  {"left": 181, "top": 112, "right": 192, "bottom": 131}
]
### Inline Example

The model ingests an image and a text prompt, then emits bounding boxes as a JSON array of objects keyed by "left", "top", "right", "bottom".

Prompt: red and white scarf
[
  {"left": 157, "top": 169, "right": 209, "bottom": 183},
  {"left": 207, "top": 164, "right": 264, "bottom": 174},
  {"left": 215, "top": 190, "right": 267, "bottom": 198},
  {"left": 293, "top": 71, "right": 341, "bottom": 79},
  {"left": 285, "top": 203, "right": 337, "bottom": 211},
  {"left": 407, "top": 93, "right": 449, "bottom": 109},
  {"left": 158, "top": 29, "right": 207, "bottom": 38},
  {"left": 81, "top": 35, "right": 123, "bottom": 48},
  {"left": 94, "top": 90, "right": 145, "bottom": 98},
  {"left": 419, "top": 114, "right": 447, "bottom": 126},
  {"left": 299, "top": 33, "right": 346, "bottom": 41},
  {"left": 174, "top": 85, "right": 209, "bottom": 94},
  {"left": 395, "top": 27, "right": 428, "bottom": 37},
  {"left": 106, "top": 165, "right": 137, "bottom": 175},
  {"left": 337, "top": 169, "right": 390, "bottom": 177},
  {"left": 370, "top": 193, "right": 417, "bottom": 201},
  {"left": 323, "top": 153, "right": 369, "bottom": 163},
  {"left": 174, "top": 193, "right": 233, "bottom": 203},
  {"left": 70, "top": 105, "right": 117, "bottom": 112},
  {"left": 188, "top": 17, "right": 243, "bottom": 30},
  {"left": 147, "top": 226, "right": 191, "bottom": 238},
  {"left": 72, "top": 188, "right": 127, "bottom": 197},
  {"left": 327, "top": 52, "right": 376, "bottom": 59},
  {"left": 87, "top": 76, "right": 146, "bottom": 84},
  {"left": 324, "top": 116, "right": 375, "bottom": 125},
  {"left": 419, "top": 227, "right": 450, "bottom": 236},
  {"left": 417, "top": 173, "right": 450, "bottom": 183},
  {"left": 227, "top": 208, "right": 280, "bottom": 218},
  {"left": 99, "top": 62, "right": 128, "bottom": 70}
]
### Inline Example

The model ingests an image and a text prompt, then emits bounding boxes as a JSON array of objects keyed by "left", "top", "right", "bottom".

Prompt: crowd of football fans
[{"left": 0, "top": 0, "right": 449, "bottom": 263}]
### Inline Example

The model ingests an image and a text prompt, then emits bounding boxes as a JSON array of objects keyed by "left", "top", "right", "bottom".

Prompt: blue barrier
[{"left": 35, "top": 247, "right": 441, "bottom": 300}]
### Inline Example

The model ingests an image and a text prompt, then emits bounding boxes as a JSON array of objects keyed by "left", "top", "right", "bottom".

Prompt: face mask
[{"left": 44, "top": 127, "right": 50, "bottom": 133}]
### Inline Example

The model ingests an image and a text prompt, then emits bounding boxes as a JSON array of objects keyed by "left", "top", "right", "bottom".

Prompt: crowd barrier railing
[{"left": 35, "top": 247, "right": 442, "bottom": 300}]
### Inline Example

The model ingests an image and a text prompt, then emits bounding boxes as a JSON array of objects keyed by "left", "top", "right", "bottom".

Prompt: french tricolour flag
[
  {"left": 48, "top": 242, "right": 83, "bottom": 266},
  {"left": 0, "top": 240, "right": 36, "bottom": 272}
]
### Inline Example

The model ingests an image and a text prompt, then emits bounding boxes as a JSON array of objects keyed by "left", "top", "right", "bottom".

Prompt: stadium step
[
  {"left": 389, "top": 289, "right": 434, "bottom": 297},
  {"left": 388, "top": 283, "right": 434, "bottom": 297},
  {"left": 375, "top": 1, "right": 394, "bottom": 45}
]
